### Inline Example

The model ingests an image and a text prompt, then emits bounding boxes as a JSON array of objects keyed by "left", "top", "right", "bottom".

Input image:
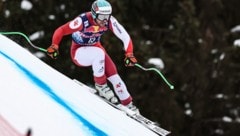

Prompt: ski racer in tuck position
[{"left": 47, "top": 0, "right": 139, "bottom": 113}]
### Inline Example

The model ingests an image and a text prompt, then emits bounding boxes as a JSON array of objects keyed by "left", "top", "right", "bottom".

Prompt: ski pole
[
  {"left": 0, "top": 31, "right": 47, "bottom": 52},
  {"left": 134, "top": 63, "right": 174, "bottom": 90},
  {"left": 0, "top": 31, "right": 175, "bottom": 89}
]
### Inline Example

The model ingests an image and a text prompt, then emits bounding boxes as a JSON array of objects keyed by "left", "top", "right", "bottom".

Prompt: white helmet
[{"left": 91, "top": 0, "right": 112, "bottom": 19}]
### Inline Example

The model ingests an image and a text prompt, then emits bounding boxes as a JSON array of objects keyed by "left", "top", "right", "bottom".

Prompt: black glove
[
  {"left": 124, "top": 53, "right": 137, "bottom": 67},
  {"left": 47, "top": 44, "right": 59, "bottom": 59}
]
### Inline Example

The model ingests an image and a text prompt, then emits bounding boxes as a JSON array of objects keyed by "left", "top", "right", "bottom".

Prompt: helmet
[{"left": 91, "top": 0, "right": 112, "bottom": 19}]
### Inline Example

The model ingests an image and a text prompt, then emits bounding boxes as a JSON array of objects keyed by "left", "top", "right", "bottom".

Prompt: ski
[
  {"left": 98, "top": 96, "right": 171, "bottom": 136},
  {"left": 73, "top": 79, "right": 171, "bottom": 136}
]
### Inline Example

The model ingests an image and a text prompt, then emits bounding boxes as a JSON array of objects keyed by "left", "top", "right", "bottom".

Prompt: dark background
[{"left": 1, "top": 0, "right": 240, "bottom": 135}]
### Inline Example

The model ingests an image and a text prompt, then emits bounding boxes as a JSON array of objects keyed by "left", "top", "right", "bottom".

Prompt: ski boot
[
  {"left": 126, "top": 102, "right": 140, "bottom": 114},
  {"left": 95, "top": 83, "right": 118, "bottom": 104}
]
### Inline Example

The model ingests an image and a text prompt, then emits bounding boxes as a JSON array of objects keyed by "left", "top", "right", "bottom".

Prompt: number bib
[{"left": 72, "top": 13, "right": 108, "bottom": 45}]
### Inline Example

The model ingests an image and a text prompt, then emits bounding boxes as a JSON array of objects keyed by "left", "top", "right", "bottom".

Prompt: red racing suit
[{"left": 51, "top": 12, "right": 134, "bottom": 82}]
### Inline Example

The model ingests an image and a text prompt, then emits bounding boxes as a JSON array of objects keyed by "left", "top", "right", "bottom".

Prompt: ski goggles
[{"left": 96, "top": 14, "right": 111, "bottom": 21}]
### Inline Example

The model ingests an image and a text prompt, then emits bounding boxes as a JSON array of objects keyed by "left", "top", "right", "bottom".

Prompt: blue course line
[{"left": 0, "top": 51, "right": 107, "bottom": 136}]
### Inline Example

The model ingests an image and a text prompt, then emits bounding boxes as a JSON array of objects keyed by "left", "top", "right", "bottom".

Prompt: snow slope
[{"left": 0, "top": 34, "right": 158, "bottom": 136}]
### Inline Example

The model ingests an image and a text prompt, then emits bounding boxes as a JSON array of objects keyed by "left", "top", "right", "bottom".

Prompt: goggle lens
[{"left": 97, "top": 14, "right": 110, "bottom": 21}]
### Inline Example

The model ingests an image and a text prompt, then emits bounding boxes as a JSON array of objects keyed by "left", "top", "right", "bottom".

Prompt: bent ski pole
[
  {"left": 134, "top": 63, "right": 174, "bottom": 90},
  {"left": 0, "top": 31, "right": 47, "bottom": 52}
]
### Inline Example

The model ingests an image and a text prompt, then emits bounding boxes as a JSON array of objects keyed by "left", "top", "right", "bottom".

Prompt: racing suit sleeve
[
  {"left": 52, "top": 17, "right": 83, "bottom": 46},
  {"left": 108, "top": 16, "right": 133, "bottom": 54}
]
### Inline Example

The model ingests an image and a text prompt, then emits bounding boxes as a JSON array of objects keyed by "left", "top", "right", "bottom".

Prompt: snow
[
  {"left": 4, "top": 10, "right": 10, "bottom": 18},
  {"left": 48, "top": 15, "right": 56, "bottom": 20},
  {"left": 231, "top": 25, "right": 240, "bottom": 47},
  {"left": 148, "top": 58, "right": 164, "bottom": 69},
  {"left": 222, "top": 116, "right": 232, "bottom": 123},
  {"left": 184, "top": 103, "right": 192, "bottom": 116},
  {"left": 21, "top": 0, "right": 33, "bottom": 11},
  {"left": 33, "top": 51, "right": 46, "bottom": 58},
  {"left": 185, "top": 110, "right": 192, "bottom": 116},
  {"left": 236, "top": 118, "right": 240, "bottom": 123},
  {"left": 219, "top": 53, "right": 225, "bottom": 60},
  {"left": 29, "top": 31, "right": 44, "bottom": 41},
  {"left": 230, "top": 25, "right": 240, "bottom": 33},
  {"left": 215, "top": 94, "right": 224, "bottom": 99},
  {"left": 233, "top": 39, "right": 240, "bottom": 47},
  {"left": 0, "top": 34, "right": 158, "bottom": 136}
]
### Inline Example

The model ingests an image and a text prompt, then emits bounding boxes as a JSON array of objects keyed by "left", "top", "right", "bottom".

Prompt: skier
[{"left": 47, "top": 0, "right": 139, "bottom": 113}]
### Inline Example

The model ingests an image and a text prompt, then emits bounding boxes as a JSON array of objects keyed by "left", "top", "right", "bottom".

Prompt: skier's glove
[
  {"left": 47, "top": 44, "right": 59, "bottom": 59},
  {"left": 124, "top": 53, "right": 137, "bottom": 67}
]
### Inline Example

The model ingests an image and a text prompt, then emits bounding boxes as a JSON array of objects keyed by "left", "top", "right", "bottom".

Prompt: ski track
[{"left": 0, "top": 50, "right": 107, "bottom": 136}]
